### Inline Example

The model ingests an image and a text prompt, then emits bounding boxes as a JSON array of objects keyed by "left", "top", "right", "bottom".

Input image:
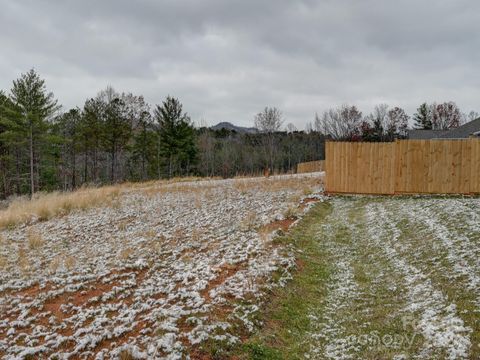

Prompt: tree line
[
  {"left": 0, "top": 69, "right": 324, "bottom": 199},
  {"left": 314, "top": 102, "right": 477, "bottom": 142},
  {"left": 1, "top": 69, "right": 476, "bottom": 198}
]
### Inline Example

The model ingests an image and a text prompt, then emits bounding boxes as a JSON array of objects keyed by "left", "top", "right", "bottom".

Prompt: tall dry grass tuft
[
  {"left": 118, "top": 350, "right": 134, "bottom": 360},
  {"left": 0, "top": 186, "right": 121, "bottom": 229},
  {"left": 284, "top": 205, "right": 300, "bottom": 219},
  {"left": 27, "top": 230, "right": 45, "bottom": 250},
  {"left": 49, "top": 256, "right": 62, "bottom": 274},
  {"left": 64, "top": 255, "right": 76, "bottom": 270},
  {"left": 118, "top": 248, "right": 134, "bottom": 261},
  {"left": 0, "top": 255, "right": 7, "bottom": 269},
  {"left": 240, "top": 211, "right": 257, "bottom": 231},
  {"left": 18, "top": 248, "right": 30, "bottom": 273}
]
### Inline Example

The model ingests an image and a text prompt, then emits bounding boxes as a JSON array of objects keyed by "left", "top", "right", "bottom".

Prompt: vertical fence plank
[
  {"left": 460, "top": 140, "right": 471, "bottom": 193},
  {"left": 325, "top": 142, "right": 332, "bottom": 192},
  {"left": 472, "top": 139, "right": 480, "bottom": 193}
]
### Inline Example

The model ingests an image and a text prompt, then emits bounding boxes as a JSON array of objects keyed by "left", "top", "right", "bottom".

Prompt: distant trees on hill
[{"left": 0, "top": 70, "right": 325, "bottom": 198}]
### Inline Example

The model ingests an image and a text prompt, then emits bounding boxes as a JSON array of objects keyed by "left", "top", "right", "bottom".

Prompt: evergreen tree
[
  {"left": 54, "top": 108, "right": 81, "bottom": 189},
  {"left": 154, "top": 96, "right": 197, "bottom": 178},
  {"left": 78, "top": 98, "right": 104, "bottom": 183},
  {"left": 132, "top": 110, "right": 157, "bottom": 180},
  {"left": 9, "top": 69, "right": 59, "bottom": 196},
  {"left": 102, "top": 96, "right": 131, "bottom": 183},
  {"left": 0, "top": 92, "right": 26, "bottom": 195},
  {"left": 413, "top": 103, "right": 432, "bottom": 129}
]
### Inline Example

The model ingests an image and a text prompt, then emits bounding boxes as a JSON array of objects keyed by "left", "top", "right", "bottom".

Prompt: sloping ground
[
  {"left": 248, "top": 196, "right": 480, "bottom": 359},
  {"left": 0, "top": 174, "right": 323, "bottom": 359}
]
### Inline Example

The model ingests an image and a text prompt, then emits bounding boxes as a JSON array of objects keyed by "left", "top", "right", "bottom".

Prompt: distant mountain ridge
[{"left": 210, "top": 122, "right": 258, "bottom": 134}]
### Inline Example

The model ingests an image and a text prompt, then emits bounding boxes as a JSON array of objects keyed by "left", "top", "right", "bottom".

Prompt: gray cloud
[{"left": 1, "top": 0, "right": 479, "bottom": 129}]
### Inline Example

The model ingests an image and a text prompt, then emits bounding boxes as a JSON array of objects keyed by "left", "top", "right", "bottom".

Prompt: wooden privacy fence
[
  {"left": 325, "top": 139, "right": 480, "bottom": 194},
  {"left": 297, "top": 160, "right": 325, "bottom": 174}
]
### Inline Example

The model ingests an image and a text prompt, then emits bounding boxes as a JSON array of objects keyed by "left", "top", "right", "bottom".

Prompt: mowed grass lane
[{"left": 244, "top": 196, "right": 480, "bottom": 360}]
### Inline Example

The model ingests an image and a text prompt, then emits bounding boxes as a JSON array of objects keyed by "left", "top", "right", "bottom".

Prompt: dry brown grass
[
  {"left": 141, "top": 229, "right": 156, "bottom": 239},
  {"left": 258, "top": 226, "right": 272, "bottom": 244},
  {"left": 284, "top": 205, "right": 300, "bottom": 219},
  {"left": 232, "top": 175, "right": 322, "bottom": 194},
  {"left": 27, "top": 230, "right": 45, "bottom": 250},
  {"left": 64, "top": 255, "right": 76, "bottom": 270},
  {"left": 49, "top": 256, "right": 62, "bottom": 274},
  {"left": 18, "top": 248, "right": 30, "bottom": 273},
  {"left": 118, "top": 219, "right": 131, "bottom": 231},
  {"left": 118, "top": 350, "right": 134, "bottom": 360},
  {"left": 302, "top": 186, "right": 313, "bottom": 196},
  {"left": 118, "top": 248, "right": 134, "bottom": 261},
  {"left": 0, "top": 174, "right": 321, "bottom": 231},
  {"left": 173, "top": 228, "right": 186, "bottom": 241},
  {"left": 0, "top": 186, "right": 121, "bottom": 230},
  {"left": 240, "top": 211, "right": 257, "bottom": 231},
  {"left": 0, "top": 255, "right": 7, "bottom": 269}
]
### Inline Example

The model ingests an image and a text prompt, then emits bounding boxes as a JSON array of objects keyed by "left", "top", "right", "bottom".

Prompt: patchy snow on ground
[
  {"left": 367, "top": 202, "right": 472, "bottom": 360},
  {"left": 306, "top": 196, "right": 479, "bottom": 360},
  {"left": 0, "top": 173, "right": 323, "bottom": 359}
]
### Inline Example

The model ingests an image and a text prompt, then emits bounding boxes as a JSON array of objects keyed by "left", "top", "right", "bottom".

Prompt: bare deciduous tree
[
  {"left": 431, "top": 102, "right": 461, "bottom": 130},
  {"left": 286, "top": 122, "right": 297, "bottom": 133},
  {"left": 387, "top": 107, "right": 409, "bottom": 139},
  {"left": 464, "top": 110, "right": 479, "bottom": 124},
  {"left": 315, "top": 104, "right": 362, "bottom": 140},
  {"left": 254, "top": 107, "right": 283, "bottom": 171}
]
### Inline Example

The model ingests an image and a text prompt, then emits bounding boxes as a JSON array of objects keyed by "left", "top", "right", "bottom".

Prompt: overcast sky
[{"left": 1, "top": 0, "right": 479, "bottom": 129}]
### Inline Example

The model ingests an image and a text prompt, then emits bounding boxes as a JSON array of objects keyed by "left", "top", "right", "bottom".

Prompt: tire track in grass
[
  {"left": 439, "top": 198, "right": 480, "bottom": 238},
  {"left": 348, "top": 198, "right": 421, "bottom": 359},
  {"left": 386, "top": 198, "right": 480, "bottom": 357},
  {"left": 308, "top": 199, "right": 417, "bottom": 360},
  {"left": 428, "top": 199, "right": 480, "bottom": 270},
  {"left": 366, "top": 202, "right": 472, "bottom": 359},
  {"left": 307, "top": 201, "right": 360, "bottom": 359},
  {"left": 407, "top": 200, "right": 480, "bottom": 296}
]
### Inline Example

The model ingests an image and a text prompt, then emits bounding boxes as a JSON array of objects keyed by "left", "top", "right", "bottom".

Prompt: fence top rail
[{"left": 325, "top": 138, "right": 480, "bottom": 144}]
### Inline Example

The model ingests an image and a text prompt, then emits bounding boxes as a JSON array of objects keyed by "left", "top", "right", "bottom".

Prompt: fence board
[
  {"left": 325, "top": 139, "right": 480, "bottom": 195},
  {"left": 296, "top": 160, "right": 325, "bottom": 174},
  {"left": 472, "top": 140, "right": 480, "bottom": 193}
]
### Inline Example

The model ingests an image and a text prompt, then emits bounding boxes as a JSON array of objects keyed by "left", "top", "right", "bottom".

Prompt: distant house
[
  {"left": 407, "top": 129, "right": 449, "bottom": 139},
  {"left": 407, "top": 118, "right": 480, "bottom": 139}
]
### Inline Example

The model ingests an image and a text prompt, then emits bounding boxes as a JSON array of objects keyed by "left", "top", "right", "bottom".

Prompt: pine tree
[
  {"left": 78, "top": 98, "right": 104, "bottom": 183},
  {"left": 54, "top": 108, "right": 81, "bottom": 189},
  {"left": 102, "top": 96, "right": 131, "bottom": 183},
  {"left": 413, "top": 103, "right": 432, "bottom": 129},
  {"left": 0, "top": 92, "right": 26, "bottom": 195},
  {"left": 154, "top": 96, "right": 197, "bottom": 178},
  {"left": 9, "top": 69, "right": 59, "bottom": 196},
  {"left": 132, "top": 110, "right": 157, "bottom": 180},
  {"left": 0, "top": 92, "right": 14, "bottom": 197}
]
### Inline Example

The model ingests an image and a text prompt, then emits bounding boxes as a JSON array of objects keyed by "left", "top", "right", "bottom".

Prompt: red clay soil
[
  {"left": 262, "top": 218, "right": 296, "bottom": 233},
  {"left": 0, "top": 266, "right": 150, "bottom": 354},
  {"left": 200, "top": 263, "right": 242, "bottom": 302},
  {"left": 299, "top": 197, "right": 320, "bottom": 210}
]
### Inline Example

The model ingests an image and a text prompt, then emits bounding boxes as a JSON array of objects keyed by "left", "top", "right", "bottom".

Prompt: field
[
  {"left": 248, "top": 196, "right": 480, "bottom": 359},
  {"left": 1, "top": 177, "right": 479, "bottom": 360},
  {"left": 0, "top": 174, "right": 323, "bottom": 359}
]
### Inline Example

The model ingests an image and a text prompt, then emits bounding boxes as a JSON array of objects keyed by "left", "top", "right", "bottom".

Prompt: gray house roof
[
  {"left": 440, "top": 118, "right": 480, "bottom": 139},
  {"left": 408, "top": 118, "right": 480, "bottom": 139},
  {"left": 407, "top": 129, "right": 449, "bottom": 139}
]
